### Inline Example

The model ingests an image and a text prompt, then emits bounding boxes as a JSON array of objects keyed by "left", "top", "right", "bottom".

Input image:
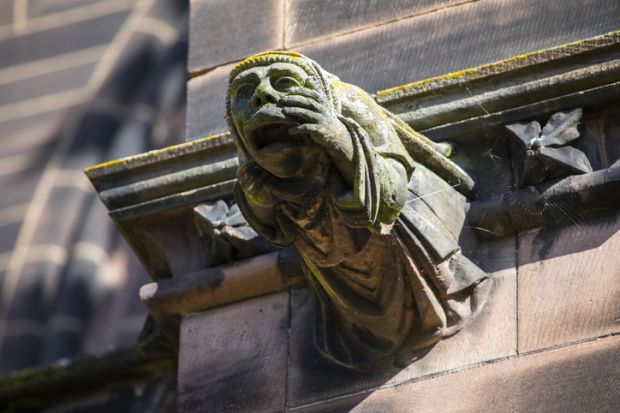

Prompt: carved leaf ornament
[{"left": 506, "top": 109, "right": 592, "bottom": 187}]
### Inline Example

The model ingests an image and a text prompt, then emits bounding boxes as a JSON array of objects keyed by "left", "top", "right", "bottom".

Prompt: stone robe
[{"left": 230, "top": 52, "right": 491, "bottom": 370}]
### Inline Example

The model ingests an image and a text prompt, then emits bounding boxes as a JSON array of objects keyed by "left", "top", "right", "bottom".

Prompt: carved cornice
[
  {"left": 377, "top": 30, "right": 620, "bottom": 141},
  {"left": 86, "top": 31, "right": 620, "bottom": 223},
  {"left": 84, "top": 30, "right": 620, "bottom": 296},
  {"left": 376, "top": 30, "right": 620, "bottom": 102},
  {"left": 85, "top": 133, "right": 237, "bottom": 221}
]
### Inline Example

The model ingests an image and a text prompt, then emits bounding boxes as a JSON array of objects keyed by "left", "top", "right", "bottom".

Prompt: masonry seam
[
  {"left": 187, "top": 0, "right": 482, "bottom": 79},
  {"left": 284, "top": 288, "right": 293, "bottom": 410},
  {"left": 288, "top": 332, "right": 620, "bottom": 410},
  {"left": 286, "top": 0, "right": 483, "bottom": 50}
]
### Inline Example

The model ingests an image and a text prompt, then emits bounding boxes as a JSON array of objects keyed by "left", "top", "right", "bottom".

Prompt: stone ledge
[
  {"left": 291, "top": 334, "right": 620, "bottom": 412},
  {"left": 376, "top": 31, "right": 620, "bottom": 104},
  {"left": 90, "top": 31, "right": 620, "bottom": 223}
]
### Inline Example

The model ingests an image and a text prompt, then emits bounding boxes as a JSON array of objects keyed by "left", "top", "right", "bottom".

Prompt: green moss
[
  {"left": 0, "top": 346, "right": 175, "bottom": 409},
  {"left": 376, "top": 29, "right": 620, "bottom": 100},
  {"left": 84, "top": 132, "right": 231, "bottom": 175}
]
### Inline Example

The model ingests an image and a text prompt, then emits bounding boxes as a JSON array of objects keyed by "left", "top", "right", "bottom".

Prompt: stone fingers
[
  {"left": 281, "top": 106, "right": 323, "bottom": 124},
  {"left": 289, "top": 85, "right": 323, "bottom": 102},
  {"left": 289, "top": 123, "right": 332, "bottom": 147},
  {"left": 278, "top": 94, "right": 322, "bottom": 112}
]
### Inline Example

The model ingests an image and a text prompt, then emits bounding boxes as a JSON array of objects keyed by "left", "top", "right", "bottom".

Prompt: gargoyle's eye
[
  {"left": 235, "top": 83, "right": 256, "bottom": 99},
  {"left": 273, "top": 76, "right": 300, "bottom": 92}
]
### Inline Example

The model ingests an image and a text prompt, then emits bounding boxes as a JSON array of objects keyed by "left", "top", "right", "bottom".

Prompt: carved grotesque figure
[{"left": 227, "top": 52, "right": 492, "bottom": 370}]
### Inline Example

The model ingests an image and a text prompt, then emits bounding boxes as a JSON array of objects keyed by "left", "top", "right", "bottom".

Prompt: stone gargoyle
[{"left": 226, "top": 52, "right": 492, "bottom": 370}]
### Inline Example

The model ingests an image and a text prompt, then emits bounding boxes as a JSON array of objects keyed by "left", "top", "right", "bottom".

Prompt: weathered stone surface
[
  {"left": 289, "top": 394, "right": 368, "bottom": 413},
  {"left": 506, "top": 109, "right": 592, "bottom": 187},
  {"left": 0, "top": 9, "right": 128, "bottom": 69},
  {"left": 227, "top": 51, "right": 493, "bottom": 371},
  {"left": 178, "top": 292, "right": 289, "bottom": 413},
  {"left": 0, "top": 345, "right": 175, "bottom": 411},
  {"left": 189, "top": 0, "right": 283, "bottom": 72},
  {"left": 186, "top": 63, "right": 232, "bottom": 139},
  {"left": 297, "top": 0, "right": 620, "bottom": 92},
  {"left": 286, "top": 240, "right": 516, "bottom": 407},
  {"left": 517, "top": 210, "right": 620, "bottom": 353},
  {"left": 581, "top": 105, "right": 620, "bottom": 170},
  {"left": 342, "top": 334, "right": 620, "bottom": 413},
  {"left": 285, "top": 0, "right": 463, "bottom": 47},
  {"left": 459, "top": 133, "right": 514, "bottom": 199},
  {"left": 185, "top": 32, "right": 620, "bottom": 146},
  {"left": 286, "top": 287, "right": 392, "bottom": 406}
]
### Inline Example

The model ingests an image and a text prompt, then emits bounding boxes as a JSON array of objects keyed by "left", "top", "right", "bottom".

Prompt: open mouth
[
  {"left": 250, "top": 123, "right": 301, "bottom": 152},
  {"left": 244, "top": 121, "right": 319, "bottom": 179}
]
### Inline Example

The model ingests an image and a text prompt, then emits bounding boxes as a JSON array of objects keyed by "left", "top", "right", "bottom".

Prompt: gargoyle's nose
[{"left": 250, "top": 83, "right": 278, "bottom": 108}]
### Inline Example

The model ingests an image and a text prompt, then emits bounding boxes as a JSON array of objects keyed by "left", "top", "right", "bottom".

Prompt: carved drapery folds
[{"left": 226, "top": 52, "right": 491, "bottom": 370}]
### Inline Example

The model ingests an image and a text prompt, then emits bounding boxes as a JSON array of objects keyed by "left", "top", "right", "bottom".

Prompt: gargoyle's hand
[
  {"left": 238, "top": 160, "right": 277, "bottom": 208},
  {"left": 279, "top": 86, "right": 354, "bottom": 185},
  {"left": 280, "top": 87, "right": 353, "bottom": 161}
]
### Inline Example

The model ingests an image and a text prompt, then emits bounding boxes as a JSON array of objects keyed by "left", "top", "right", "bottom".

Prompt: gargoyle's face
[{"left": 229, "top": 63, "right": 323, "bottom": 179}]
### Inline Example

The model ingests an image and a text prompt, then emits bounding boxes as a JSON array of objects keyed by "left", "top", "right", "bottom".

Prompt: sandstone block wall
[
  {"left": 186, "top": 0, "right": 620, "bottom": 140},
  {"left": 182, "top": 1, "right": 620, "bottom": 411}
]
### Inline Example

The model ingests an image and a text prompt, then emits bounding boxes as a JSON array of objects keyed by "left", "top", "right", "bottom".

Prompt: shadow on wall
[{"left": 0, "top": 0, "right": 188, "bottom": 375}]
